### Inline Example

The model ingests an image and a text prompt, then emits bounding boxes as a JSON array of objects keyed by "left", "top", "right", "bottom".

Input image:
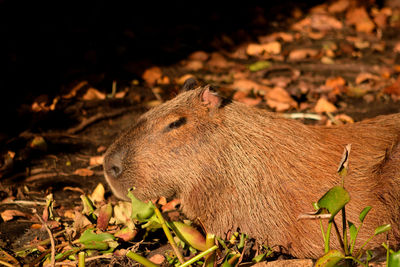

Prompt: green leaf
[
  {"left": 222, "top": 253, "right": 240, "bottom": 267},
  {"left": 315, "top": 250, "right": 345, "bottom": 267},
  {"left": 127, "top": 190, "right": 155, "bottom": 222},
  {"left": 252, "top": 253, "right": 266, "bottom": 263},
  {"left": 374, "top": 224, "right": 392, "bottom": 235},
  {"left": 168, "top": 221, "right": 207, "bottom": 251},
  {"left": 359, "top": 206, "right": 372, "bottom": 222},
  {"left": 317, "top": 186, "right": 350, "bottom": 220},
  {"left": 389, "top": 250, "right": 400, "bottom": 267},
  {"left": 78, "top": 229, "right": 117, "bottom": 251},
  {"left": 248, "top": 61, "right": 271, "bottom": 72},
  {"left": 348, "top": 221, "right": 357, "bottom": 244}
]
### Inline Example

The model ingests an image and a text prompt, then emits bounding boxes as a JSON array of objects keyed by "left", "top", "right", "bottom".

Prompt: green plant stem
[
  {"left": 205, "top": 234, "right": 216, "bottom": 267},
  {"left": 319, "top": 220, "right": 326, "bottom": 244},
  {"left": 154, "top": 206, "right": 185, "bottom": 264},
  {"left": 350, "top": 224, "right": 362, "bottom": 254},
  {"left": 179, "top": 245, "right": 218, "bottom": 267},
  {"left": 126, "top": 251, "right": 159, "bottom": 267},
  {"left": 78, "top": 252, "right": 85, "bottom": 267},
  {"left": 357, "top": 235, "right": 375, "bottom": 259},
  {"left": 325, "top": 222, "right": 333, "bottom": 253}
]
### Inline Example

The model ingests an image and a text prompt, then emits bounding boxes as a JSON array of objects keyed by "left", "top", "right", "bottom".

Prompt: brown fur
[{"left": 104, "top": 86, "right": 400, "bottom": 258}]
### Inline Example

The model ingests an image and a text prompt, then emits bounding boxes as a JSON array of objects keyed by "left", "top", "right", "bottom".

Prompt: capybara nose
[{"left": 104, "top": 151, "right": 124, "bottom": 179}]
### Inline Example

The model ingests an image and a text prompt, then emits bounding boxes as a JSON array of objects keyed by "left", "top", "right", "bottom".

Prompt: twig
[
  {"left": 33, "top": 210, "right": 56, "bottom": 267},
  {"left": 0, "top": 259, "right": 14, "bottom": 267},
  {"left": 66, "top": 107, "right": 133, "bottom": 134},
  {"left": 0, "top": 200, "right": 47, "bottom": 206},
  {"left": 281, "top": 113, "right": 322, "bottom": 120},
  {"left": 0, "top": 247, "right": 19, "bottom": 266},
  {"left": 25, "top": 172, "right": 69, "bottom": 182}
]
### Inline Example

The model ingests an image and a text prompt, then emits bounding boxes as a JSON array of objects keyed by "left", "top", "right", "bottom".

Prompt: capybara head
[
  {"left": 104, "top": 79, "right": 400, "bottom": 258},
  {"left": 104, "top": 80, "right": 226, "bottom": 201}
]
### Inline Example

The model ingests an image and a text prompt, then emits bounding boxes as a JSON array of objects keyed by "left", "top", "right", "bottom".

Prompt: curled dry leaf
[
  {"left": 142, "top": 66, "right": 163, "bottom": 86},
  {"left": 74, "top": 168, "right": 94, "bottom": 177},
  {"left": 288, "top": 48, "right": 319, "bottom": 61},
  {"left": 346, "top": 7, "right": 375, "bottom": 33},
  {"left": 265, "top": 87, "right": 298, "bottom": 112},
  {"left": 314, "top": 97, "right": 337, "bottom": 113},
  {"left": 82, "top": 88, "right": 106, "bottom": 100},
  {"left": 246, "top": 41, "right": 281, "bottom": 56},
  {"left": 1, "top": 209, "right": 29, "bottom": 221},
  {"left": 355, "top": 72, "right": 380, "bottom": 84}
]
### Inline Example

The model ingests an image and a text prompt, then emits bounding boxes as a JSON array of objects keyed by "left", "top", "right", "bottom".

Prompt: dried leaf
[
  {"left": 89, "top": 156, "right": 104, "bottom": 166},
  {"left": 91, "top": 183, "right": 105, "bottom": 203},
  {"left": 325, "top": 76, "right": 346, "bottom": 89},
  {"left": 265, "top": 87, "right": 298, "bottom": 111},
  {"left": 288, "top": 48, "right": 319, "bottom": 61},
  {"left": 1, "top": 209, "right": 29, "bottom": 221},
  {"left": 185, "top": 60, "right": 204, "bottom": 71},
  {"left": 310, "top": 14, "right": 343, "bottom": 31},
  {"left": 383, "top": 77, "right": 400, "bottom": 96},
  {"left": 63, "top": 81, "right": 88, "bottom": 99},
  {"left": 207, "top": 52, "right": 229, "bottom": 68},
  {"left": 246, "top": 41, "right": 281, "bottom": 56},
  {"left": 142, "top": 66, "right": 163, "bottom": 86},
  {"left": 149, "top": 254, "right": 165, "bottom": 265},
  {"left": 355, "top": 72, "right": 380, "bottom": 84},
  {"left": 82, "top": 88, "right": 106, "bottom": 100},
  {"left": 314, "top": 97, "right": 337, "bottom": 113},
  {"left": 161, "top": 199, "right": 181, "bottom": 212},
  {"left": 346, "top": 7, "right": 375, "bottom": 33},
  {"left": 230, "top": 79, "right": 270, "bottom": 93},
  {"left": 188, "top": 51, "right": 209, "bottom": 61},
  {"left": 328, "top": 0, "right": 349, "bottom": 13},
  {"left": 394, "top": 42, "right": 400, "bottom": 53},
  {"left": 176, "top": 74, "right": 196, "bottom": 85},
  {"left": 74, "top": 168, "right": 94, "bottom": 177}
]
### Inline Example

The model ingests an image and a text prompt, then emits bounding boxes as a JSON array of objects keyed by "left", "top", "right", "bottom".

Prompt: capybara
[{"left": 103, "top": 80, "right": 400, "bottom": 258}]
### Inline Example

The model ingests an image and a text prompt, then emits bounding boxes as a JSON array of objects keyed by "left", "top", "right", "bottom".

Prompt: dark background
[{"left": 1, "top": 0, "right": 326, "bottom": 139}]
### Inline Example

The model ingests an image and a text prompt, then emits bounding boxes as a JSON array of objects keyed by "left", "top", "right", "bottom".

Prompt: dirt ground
[{"left": 1, "top": 0, "right": 400, "bottom": 266}]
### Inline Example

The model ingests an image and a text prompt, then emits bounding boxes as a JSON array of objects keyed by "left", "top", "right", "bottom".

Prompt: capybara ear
[
  {"left": 181, "top": 78, "right": 198, "bottom": 92},
  {"left": 200, "top": 85, "right": 221, "bottom": 110}
]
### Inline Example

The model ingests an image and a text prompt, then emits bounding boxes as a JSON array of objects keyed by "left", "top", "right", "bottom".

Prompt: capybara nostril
[{"left": 104, "top": 151, "right": 124, "bottom": 179}]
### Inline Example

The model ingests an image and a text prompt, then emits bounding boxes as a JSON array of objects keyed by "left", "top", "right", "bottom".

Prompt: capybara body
[{"left": 104, "top": 85, "right": 400, "bottom": 258}]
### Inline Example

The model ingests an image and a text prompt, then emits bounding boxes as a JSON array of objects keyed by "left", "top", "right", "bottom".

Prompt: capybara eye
[{"left": 166, "top": 117, "right": 187, "bottom": 131}]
